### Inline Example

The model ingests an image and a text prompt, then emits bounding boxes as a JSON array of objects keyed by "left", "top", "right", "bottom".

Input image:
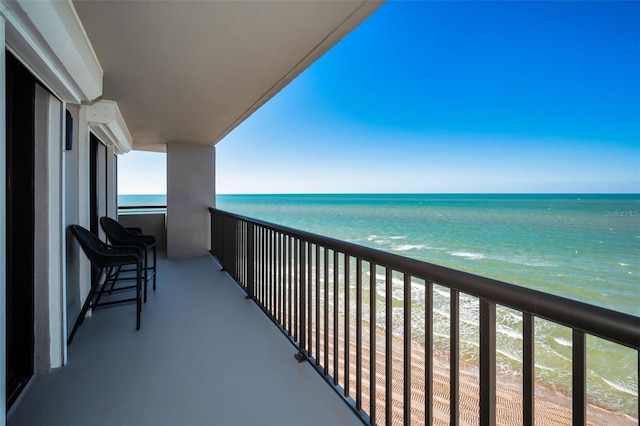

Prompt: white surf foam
[
  {"left": 449, "top": 251, "right": 486, "bottom": 260},
  {"left": 552, "top": 337, "right": 572, "bottom": 347},
  {"left": 394, "top": 244, "right": 429, "bottom": 251},
  {"left": 601, "top": 377, "right": 638, "bottom": 396}
]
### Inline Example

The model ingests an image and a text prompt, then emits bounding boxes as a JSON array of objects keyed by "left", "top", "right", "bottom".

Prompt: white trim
[
  {"left": 106, "top": 146, "right": 118, "bottom": 219},
  {"left": 0, "top": 0, "right": 102, "bottom": 103},
  {"left": 0, "top": 16, "right": 7, "bottom": 426},
  {"left": 77, "top": 106, "right": 91, "bottom": 307},
  {"left": 96, "top": 141, "right": 107, "bottom": 242},
  {"left": 33, "top": 84, "right": 49, "bottom": 374},
  {"left": 63, "top": 103, "right": 82, "bottom": 343},
  {"left": 86, "top": 100, "right": 133, "bottom": 154},
  {"left": 34, "top": 86, "right": 65, "bottom": 373},
  {"left": 33, "top": 85, "right": 52, "bottom": 375},
  {"left": 47, "top": 95, "right": 64, "bottom": 369},
  {"left": 60, "top": 101, "right": 68, "bottom": 364}
]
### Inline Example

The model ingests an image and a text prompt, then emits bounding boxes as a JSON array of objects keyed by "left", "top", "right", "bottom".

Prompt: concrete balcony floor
[{"left": 8, "top": 255, "right": 360, "bottom": 426}]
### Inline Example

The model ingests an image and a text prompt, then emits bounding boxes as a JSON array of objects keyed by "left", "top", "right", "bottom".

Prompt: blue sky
[{"left": 119, "top": 0, "right": 640, "bottom": 195}]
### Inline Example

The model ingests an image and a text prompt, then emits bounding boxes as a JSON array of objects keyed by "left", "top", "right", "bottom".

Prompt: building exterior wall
[
  {"left": 0, "top": 3, "right": 128, "bottom": 424},
  {"left": 118, "top": 213, "right": 167, "bottom": 255}
]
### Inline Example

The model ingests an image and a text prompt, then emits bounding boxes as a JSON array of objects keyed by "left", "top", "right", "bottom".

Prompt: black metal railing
[
  {"left": 118, "top": 205, "right": 167, "bottom": 209},
  {"left": 118, "top": 204, "right": 167, "bottom": 211},
  {"left": 117, "top": 205, "right": 167, "bottom": 214},
  {"left": 209, "top": 207, "right": 639, "bottom": 426}
]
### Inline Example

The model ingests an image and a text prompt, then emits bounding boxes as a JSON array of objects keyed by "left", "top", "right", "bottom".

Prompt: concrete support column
[{"left": 166, "top": 143, "right": 215, "bottom": 259}]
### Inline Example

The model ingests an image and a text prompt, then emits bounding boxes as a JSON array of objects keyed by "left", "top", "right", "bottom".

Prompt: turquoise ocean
[{"left": 120, "top": 193, "right": 639, "bottom": 416}]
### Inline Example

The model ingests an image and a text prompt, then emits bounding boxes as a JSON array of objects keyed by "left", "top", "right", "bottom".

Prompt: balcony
[
  {"left": 7, "top": 209, "right": 639, "bottom": 426},
  {"left": 7, "top": 254, "right": 360, "bottom": 426}
]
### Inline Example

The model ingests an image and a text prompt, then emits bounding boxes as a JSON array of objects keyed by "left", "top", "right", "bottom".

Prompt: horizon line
[{"left": 118, "top": 192, "right": 640, "bottom": 196}]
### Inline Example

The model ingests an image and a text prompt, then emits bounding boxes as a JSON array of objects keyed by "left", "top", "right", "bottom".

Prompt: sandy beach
[{"left": 301, "top": 319, "right": 637, "bottom": 426}]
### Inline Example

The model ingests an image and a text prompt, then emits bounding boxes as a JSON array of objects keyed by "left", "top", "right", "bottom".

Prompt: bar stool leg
[
  {"left": 152, "top": 245, "right": 157, "bottom": 291},
  {"left": 143, "top": 247, "right": 148, "bottom": 303},
  {"left": 68, "top": 265, "right": 101, "bottom": 345},
  {"left": 136, "top": 261, "right": 142, "bottom": 330}
]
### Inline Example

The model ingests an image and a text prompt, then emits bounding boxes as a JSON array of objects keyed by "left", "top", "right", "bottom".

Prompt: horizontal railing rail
[
  {"left": 117, "top": 205, "right": 167, "bottom": 210},
  {"left": 209, "top": 207, "right": 639, "bottom": 426}
]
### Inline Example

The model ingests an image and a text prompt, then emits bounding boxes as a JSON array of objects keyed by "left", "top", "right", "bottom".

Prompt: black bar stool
[
  {"left": 100, "top": 216, "right": 157, "bottom": 302},
  {"left": 68, "top": 224, "right": 143, "bottom": 345}
]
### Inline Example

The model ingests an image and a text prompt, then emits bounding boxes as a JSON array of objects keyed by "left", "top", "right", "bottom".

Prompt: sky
[{"left": 118, "top": 0, "right": 640, "bottom": 195}]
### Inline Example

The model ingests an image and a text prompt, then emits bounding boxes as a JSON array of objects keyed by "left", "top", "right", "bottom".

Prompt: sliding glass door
[{"left": 5, "top": 51, "right": 35, "bottom": 410}]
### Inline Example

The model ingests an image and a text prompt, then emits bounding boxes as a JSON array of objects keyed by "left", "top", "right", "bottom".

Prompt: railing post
[
  {"left": 425, "top": 281, "right": 433, "bottom": 426},
  {"left": 573, "top": 330, "right": 586, "bottom": 426},
  {"left": 385, "top": 268, "right": 393, "bottom": 426},
  {"left": 450, "top": 289, "right": 459, "bottom": 426},
  {"left": 324, "top": 247, "right": 329, "bottom": 372},
  {"left": 523, "top": 313, "right": 535, "bottom": 426},
  {"left": 295, "top": 241, "right": 307, "bottom": 362},
  {"left": 369, "top": 262, "right": 377, "bottom": 426},
  {"left": 480, "top": 298, "right": 496, "bottom": 426},
  {"left": 315, "top": 245, "right": 321, "bottom": 366},
  {"left": 220, "top": 215, "right": 227, "bottom": 271},
  {"left": 209, "top": 208, "right": 214, "bottom": 257},
  {"left": 343, "top": 255, "right": 351, "bottom": 397},
  {"left": 245, "top": 223, "right": 255, "bottom": 300},
  {"left": 403, "top": 274, "right": 412, "bottom": 425},
  {"left": 333, "top": 250, "right": 339, "bottom": 386},
  {"left": 356, "top": 258, "right": 363, "bottom": 413}
]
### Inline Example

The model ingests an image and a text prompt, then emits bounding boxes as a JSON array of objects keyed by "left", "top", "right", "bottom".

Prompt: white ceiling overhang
[{"left": 73, "top": 0, "right": 383, "bottom": 152}]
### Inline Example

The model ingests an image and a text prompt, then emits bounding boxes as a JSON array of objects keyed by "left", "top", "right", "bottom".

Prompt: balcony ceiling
[{"left": 73, "top": 0, "right": 382, "bottom": 152}]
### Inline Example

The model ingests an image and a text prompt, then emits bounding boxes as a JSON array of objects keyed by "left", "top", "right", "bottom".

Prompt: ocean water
[
  {"left": 216, "top": 193, "right": 639, "bottom": 416},
  {"left": 122, "top": 193, "right": 639, "bottom": 416},
  {"left": 118, "top": 194, "right": 167, "bottom": 213}
]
